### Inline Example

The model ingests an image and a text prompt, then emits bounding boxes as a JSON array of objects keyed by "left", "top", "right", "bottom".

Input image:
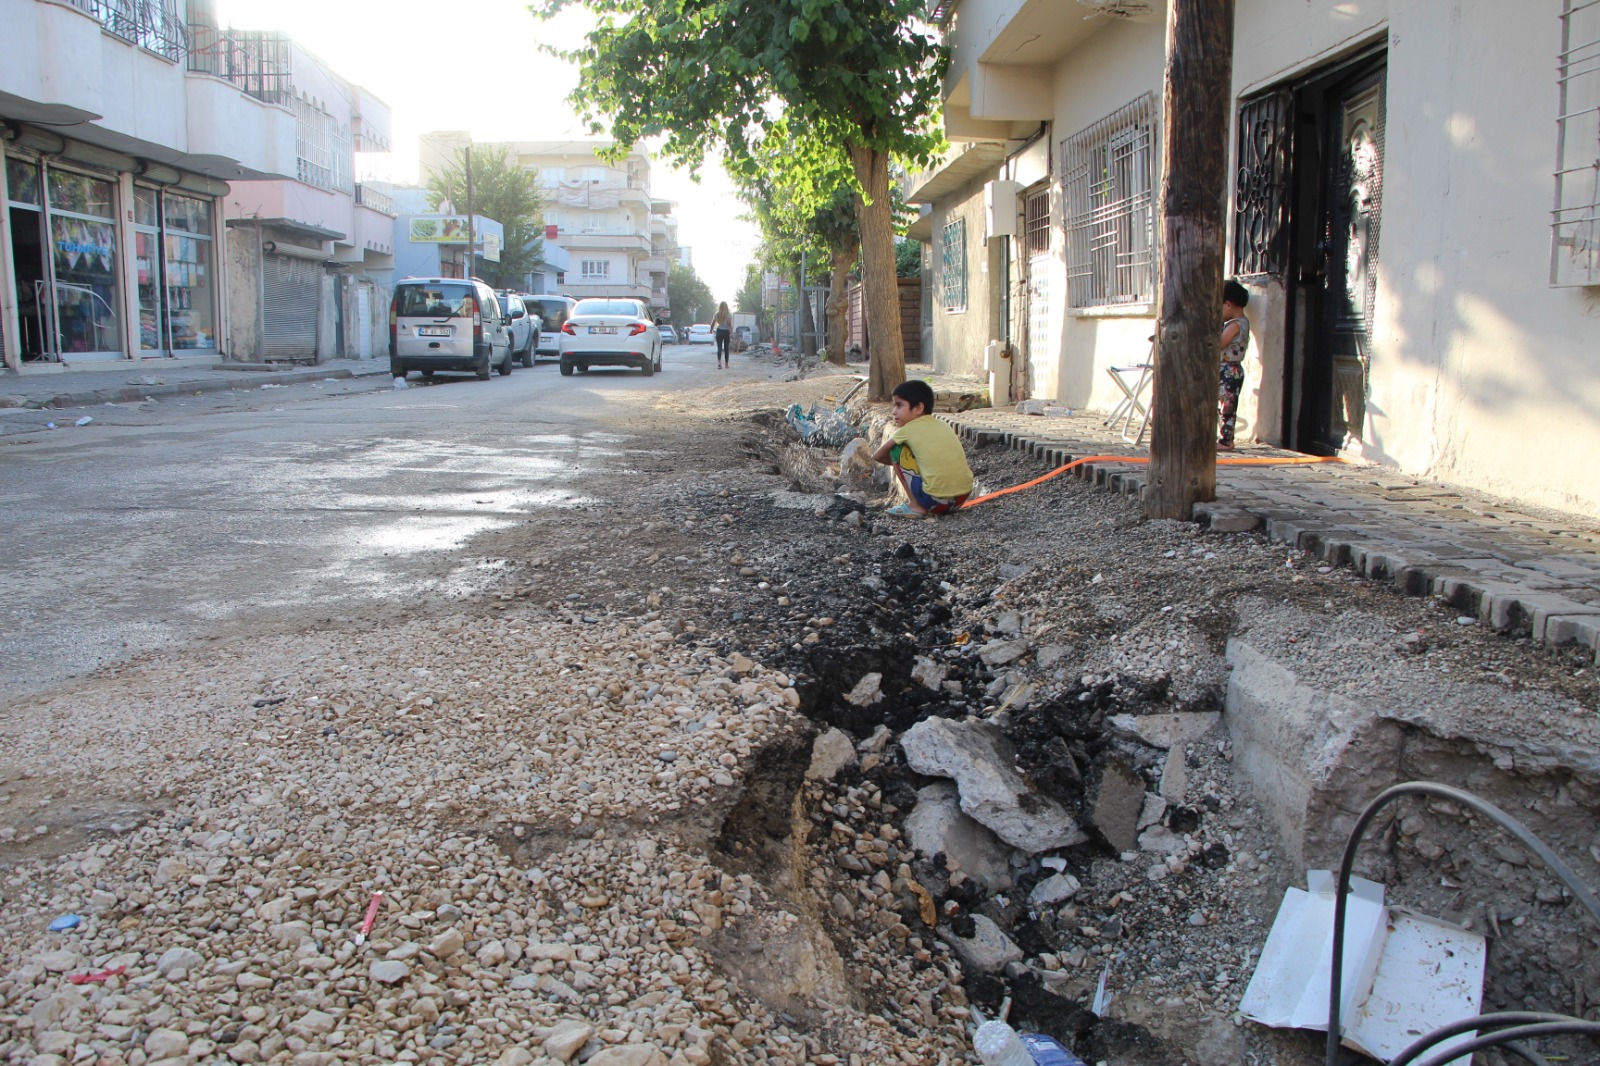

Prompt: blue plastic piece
[
  {"left": 1020, "top": 1033, "right": 1088, "bottom": 1066},
  {"left": 48, "top": 914, "right": 82, "bottom": 931}
]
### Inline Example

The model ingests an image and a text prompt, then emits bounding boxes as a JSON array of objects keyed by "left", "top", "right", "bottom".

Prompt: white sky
[{"left": 217, "top": 0, "right": 759, "bottom": 304}]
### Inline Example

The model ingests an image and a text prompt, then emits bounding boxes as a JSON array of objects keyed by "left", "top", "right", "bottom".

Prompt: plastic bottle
[
  {"left": 973, "top": 1020, "right": 1035, "bottom": 1066},
  {"left": 973, "top": 1021, "right": 1088, "bottom": 1066}
]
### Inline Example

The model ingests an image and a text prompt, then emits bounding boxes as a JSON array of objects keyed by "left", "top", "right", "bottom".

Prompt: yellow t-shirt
[{"left": 892, "top": 415, "right": 974, "bottom": 500}]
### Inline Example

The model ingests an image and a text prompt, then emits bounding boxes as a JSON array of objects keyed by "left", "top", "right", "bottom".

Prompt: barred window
[
  {"left": 941, "top": 218, "right": 967, "bottom": 313},
  {"left": 1062, "top": 93, "right": 1159, "bottom": 307},
  {"left": 1553, "top": 0, "right": 1600, "bottom": 286},
  {"left": 294, "top": 97, "right": 352, "bottom": 192}
]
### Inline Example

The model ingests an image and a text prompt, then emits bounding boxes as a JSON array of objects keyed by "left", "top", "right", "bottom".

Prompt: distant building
[
  {"left": 380, "top": 187, "right": 503, "bottom": 286},
  {"left": 419, "top": 134, "right": 676, "bottom": 308}
]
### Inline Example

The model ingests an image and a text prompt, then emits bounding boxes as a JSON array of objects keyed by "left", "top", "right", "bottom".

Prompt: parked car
[
  {"left": 389, "top": 277, "right": 514, "bottom": 380},
  {"left": 523, "top": 295, "right": 577, "bottom": 363},
  {"left": 496, "top": 291, "right": 538, "bottom": 367},
  {"left": 558, "top": 298, "right": 662, "bottom": 377},
  {"left": 658, "top": 325, "right": 678, "bottom": 344},
  {"left": 686, "top": 323, "right": 714, "bottom": 344}
]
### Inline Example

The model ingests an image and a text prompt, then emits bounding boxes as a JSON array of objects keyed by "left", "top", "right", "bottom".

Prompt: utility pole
[
  {"left": 464, "top": 145, "right": 475, "bottom": 281},
  {"left": 1145, "top": 0, "right": 1236, "bottom": 520}
]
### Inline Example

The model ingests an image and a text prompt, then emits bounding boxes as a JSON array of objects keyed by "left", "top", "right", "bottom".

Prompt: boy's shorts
[{"left": 900, "top": 470, "right": 969, "bottom": 515}]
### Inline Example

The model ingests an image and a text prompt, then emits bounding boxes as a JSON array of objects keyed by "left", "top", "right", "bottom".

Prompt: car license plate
[
  {"left": 417, "top": 326, "right": 451, "bottom": 337},
  {"left": 590, "top": 326, "right": 617, "bottom": 335}
]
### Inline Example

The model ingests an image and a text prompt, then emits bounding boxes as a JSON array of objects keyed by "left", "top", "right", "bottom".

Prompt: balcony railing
[
  {"left": 354, "top": 183, "right": 395, "bottom": 216},
  {"left": 64, "top": 0, "right": 188, "bottom": 61},
  {"left": 186, "top": 25, "right": 292, "bottom": 106}
]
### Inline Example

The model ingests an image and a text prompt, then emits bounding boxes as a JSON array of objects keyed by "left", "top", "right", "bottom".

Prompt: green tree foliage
[
  {"left": 668, "top": 260, "right": 714, "bottom": 328},
  {"left": 735, "top": 264, "right": 763, "bottom": 316},
  {"left": 427, "top": 145, "right": 545, "bottom": 289},
  {"left": 532, "top": 0, "right": 946, "bottom": 399},
  {"left": 896, "top": 238, "right": 921, "bottom": 278}
]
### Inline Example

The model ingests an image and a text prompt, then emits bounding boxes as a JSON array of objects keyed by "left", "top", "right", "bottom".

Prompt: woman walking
[{"left": 711, "top": 302, "right": 733, "bottom": 369}]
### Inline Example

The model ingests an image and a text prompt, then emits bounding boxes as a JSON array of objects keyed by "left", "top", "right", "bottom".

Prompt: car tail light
[
  {"left": 469, "top": 295, "right": 482, "bottom": 344},
  {"left": 628, "top": 323, "right": 647, "bottom": 336},
  {"left": 388, "top": 299, "right": 397, "bottom": 352},
  {"left": 561, "top": 321, "right": 577, "bottom": 335}
]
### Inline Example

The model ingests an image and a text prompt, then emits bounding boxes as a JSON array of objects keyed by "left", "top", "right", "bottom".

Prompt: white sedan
[
  {"left": 686, "top": 324, "right": 715, "bottom": 344},
  {"left": 558, "top": 298, "right": 663, "bottom": 377}
]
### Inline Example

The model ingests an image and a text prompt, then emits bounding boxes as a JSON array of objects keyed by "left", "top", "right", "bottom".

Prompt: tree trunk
[
  {"left": 849, "top": 144, "right": 905, "bottom": 402},
  {"left": 1145, "top": 0, "right": 1235, "bottom": 520},
  {"left": 797, "top": 269, "right": 818, "bottom": 358},
  {"left": 826, "top": 243, "right": 855, "bottom": 367}
]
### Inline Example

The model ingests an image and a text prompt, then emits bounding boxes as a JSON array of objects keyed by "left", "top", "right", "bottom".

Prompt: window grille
[
  {"left": 1024, "top": 188, "right": 1051, "bottom": 257},
  {"left": 941, "top": 218, "right": 967, "bottom": 312},
  {"left": 1553, "top": 0, "right": 1600, "bottom": 286},
  {"left": 1062, "top": 93, "right": 1159, "bottom": 307},
  {"left": 293, "top": 98, "right": 352, "bottom": 192},
  {"left": 186, "top": 26, "right": 292, "bottom": 106},
  {"left": 67, "top": 0, "right": 187, "bottom": 61},
  {"left": 581, "top": 260, "right": 610, "bottom": 279}
]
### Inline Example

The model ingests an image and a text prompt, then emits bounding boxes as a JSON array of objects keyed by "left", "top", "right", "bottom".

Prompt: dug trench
[{"left": 590, "top": 405, "right": 1600, "bottom": 1066}]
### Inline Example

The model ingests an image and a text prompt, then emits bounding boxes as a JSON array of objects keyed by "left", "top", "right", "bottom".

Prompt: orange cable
[{"left": 960, "top": 453, "right": 1344, "bottom": 509}]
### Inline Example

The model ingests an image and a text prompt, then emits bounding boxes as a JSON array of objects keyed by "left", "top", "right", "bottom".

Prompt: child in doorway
[
  {"left": 1218, "top": 279, "right": 1251, "bottom": 450},
  {"left": 872, "top": 380, "right": 975, "bottom": 516}
]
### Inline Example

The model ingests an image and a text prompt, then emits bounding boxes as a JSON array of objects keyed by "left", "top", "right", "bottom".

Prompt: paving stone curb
[{"left": 951, "top": 415, "right": 1600, "bottom": 663}]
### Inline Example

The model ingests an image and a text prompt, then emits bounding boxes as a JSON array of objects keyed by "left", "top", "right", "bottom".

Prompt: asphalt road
[{"left": 0, "top": 342, "right": 734, "bottom": 694}]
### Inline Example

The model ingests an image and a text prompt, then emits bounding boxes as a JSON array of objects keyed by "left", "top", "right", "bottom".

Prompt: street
[{"left": 0, "top": 348, "right": 730, "bottom": 696}]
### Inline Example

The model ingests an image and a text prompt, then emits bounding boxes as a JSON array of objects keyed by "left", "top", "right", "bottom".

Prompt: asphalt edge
[{"left": 0, "top": 364, "right": 393, "bottom": 411}]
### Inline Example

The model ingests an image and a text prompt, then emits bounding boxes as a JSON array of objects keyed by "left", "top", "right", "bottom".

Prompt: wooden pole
[{"left": 1145, "top": 0, "right": 1235, "bottom": 520}]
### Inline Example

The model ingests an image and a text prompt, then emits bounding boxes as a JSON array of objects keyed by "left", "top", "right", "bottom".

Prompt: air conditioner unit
[{"left": 984, "top": 180, "right": 1022, "bottom": 239}]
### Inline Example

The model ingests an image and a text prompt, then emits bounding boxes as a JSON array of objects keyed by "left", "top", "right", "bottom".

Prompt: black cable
[
  {"left": 1411, "top": 1022, "right": 1600, "bottom": 1066},
  {"left": 1390, "top": 1013, "right": 1573, "bottom": 1066},
  {"left": 1324, "top": 782, "right": 1600, "bottom": 1066}
]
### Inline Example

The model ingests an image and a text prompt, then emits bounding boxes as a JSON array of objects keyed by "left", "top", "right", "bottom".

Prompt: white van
[{"left": 389, "top": 277, "right": 515, "bottom": 380}]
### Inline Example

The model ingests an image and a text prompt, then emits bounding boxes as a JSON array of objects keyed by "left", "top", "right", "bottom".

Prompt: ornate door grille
[{"left": 1233, "top": 88, "right": 1293, "bottom": 277}]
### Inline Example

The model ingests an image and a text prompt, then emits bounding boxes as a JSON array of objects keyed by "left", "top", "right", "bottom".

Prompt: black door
[{"left": 1300, "top": 60, "right": 1385, "bottom": 453}]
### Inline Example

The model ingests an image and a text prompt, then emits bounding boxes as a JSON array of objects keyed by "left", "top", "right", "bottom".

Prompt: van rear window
[
  {"left": 528, "top": 299, "right": 570, "bottom": 330},
  {"left": 395, "top": 284, "right": 475, "bottom": 318}
]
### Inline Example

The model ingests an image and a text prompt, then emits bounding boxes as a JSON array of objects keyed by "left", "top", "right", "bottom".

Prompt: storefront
[
  {"left": 2, "top": 149, "right": 222, "bottom": 365},
  {"left": 134, "top": 187, "right": 218, "bottom": 354}
]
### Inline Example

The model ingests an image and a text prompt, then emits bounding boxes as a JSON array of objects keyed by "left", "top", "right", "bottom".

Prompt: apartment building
[
  {"left": 222, "top": 41, "right": 394, "bottom": 362},
  {"left": 915, "top": 0, "right": 1600, "bottom": 520},
  {"left": 419, "top": 134, "right": 676, "bottom": 307},
  {"left": 0, "top": 0, "right": 295, "bottom": 368}
]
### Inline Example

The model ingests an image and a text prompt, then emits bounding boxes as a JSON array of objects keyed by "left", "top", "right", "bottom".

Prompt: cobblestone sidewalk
[{"left": 947, "top": 406, "right": 1600, "bottom": 662}]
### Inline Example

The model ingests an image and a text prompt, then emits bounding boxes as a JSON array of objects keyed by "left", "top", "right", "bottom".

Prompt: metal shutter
[{"left": 262, "top": 254, "right": 319, "bottom": 359}]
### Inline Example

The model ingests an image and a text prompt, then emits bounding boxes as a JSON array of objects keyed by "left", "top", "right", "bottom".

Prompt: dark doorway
[
  {"left": 1286, "top": 52, "right": 1387, "bottom": 454},
  {"left": 8, "top": 206, "right": 50, "bottom": 361}
]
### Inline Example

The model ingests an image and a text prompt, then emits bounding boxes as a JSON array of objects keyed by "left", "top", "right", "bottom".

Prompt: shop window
[
  {"left": 46, "top": 170, "right": 121, "bottom": 356},
  {"left": 6, "top": 157, "right": 40, "bottom": 205},
  {"left": 941, "top": 218, "right": 967, "bottom": 313},
  {"left": 1062, "top": 93, "right": 1159, "bottom": 308},
  {"left": 134, "top": 187, "right": 217, "bottom": 352}
]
